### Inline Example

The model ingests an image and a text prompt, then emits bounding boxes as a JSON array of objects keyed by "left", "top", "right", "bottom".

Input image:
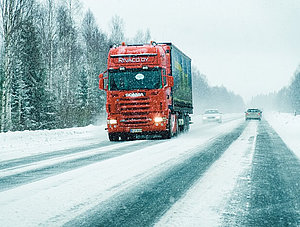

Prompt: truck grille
[{"left": 118, "top": 97, "right": 152, "bottom": 126}]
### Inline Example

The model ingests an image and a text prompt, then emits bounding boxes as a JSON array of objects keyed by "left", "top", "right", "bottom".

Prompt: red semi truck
[{"left": 99, "top": 42, "right": 193, "bottom": 141}]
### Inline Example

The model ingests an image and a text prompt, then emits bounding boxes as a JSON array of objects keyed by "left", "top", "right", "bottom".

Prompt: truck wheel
[
  {"left": 162, "top": 116, "right": 173, "bottom": 139},
  {"left": 174, "top": 117, "right": 179, "bottom": 136},
  {"left": 178, "top": 115, "right": 184, "bottom": 132},
  {"left": 184, "top": 115, "right": 190, "bottom": 131},
  {"left": 108, "top": 133, "right": 119, "bottom": 141},
  {"left": 162, "top": 127, "right": 172, "bottom": 139},
  {"left": 179, "top": 115, "right": 189, "bottom": 132}
]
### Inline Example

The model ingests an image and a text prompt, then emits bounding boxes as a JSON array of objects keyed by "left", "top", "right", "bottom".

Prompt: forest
[
  {"left": 2, "top": 0, "right": 297, "bottom": 133},
  {"left": 249, "top": 67, "right": 300, "bottom": 114},
  {"left": 0, "top": 0, "right": 114, "bottom": 132}
]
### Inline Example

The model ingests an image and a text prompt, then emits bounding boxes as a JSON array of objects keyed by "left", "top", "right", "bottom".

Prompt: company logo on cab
[{"left": 118, "top": 57, "right": 149, "bottom": 63}]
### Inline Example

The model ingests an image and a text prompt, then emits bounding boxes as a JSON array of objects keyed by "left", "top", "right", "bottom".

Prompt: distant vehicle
[
  {"left": 202, "top": 109, "right": 222, "bottom": 123},
  {"left": 245, "top": 108, "right": 262, "bottom": 121}
]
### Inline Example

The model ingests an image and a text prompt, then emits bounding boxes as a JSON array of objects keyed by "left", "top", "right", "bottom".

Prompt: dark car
[{"left": 245, "top": 108, "right": 262, "bottom": 120}]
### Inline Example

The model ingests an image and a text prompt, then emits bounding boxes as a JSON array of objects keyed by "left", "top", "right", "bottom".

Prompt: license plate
[{"left": 130, "top": 129, "right": 142, "bottom": 133}]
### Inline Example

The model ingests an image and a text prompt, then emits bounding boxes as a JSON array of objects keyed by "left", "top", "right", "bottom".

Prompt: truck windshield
[{"left": 108, "top": 69, "right": 162, "bottom": 91}]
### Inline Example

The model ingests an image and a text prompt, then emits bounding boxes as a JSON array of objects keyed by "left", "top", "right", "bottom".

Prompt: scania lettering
[{"left": 99, "top": 42, "right": 193, "bottom": 141}]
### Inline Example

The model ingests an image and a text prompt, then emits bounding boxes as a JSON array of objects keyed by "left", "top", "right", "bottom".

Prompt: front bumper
[
  {"left": 245, "top": 116, "right": 261, "bottom": 120},
  {"left": 107, "top": 118, "right": 168, "bottom": 134}
]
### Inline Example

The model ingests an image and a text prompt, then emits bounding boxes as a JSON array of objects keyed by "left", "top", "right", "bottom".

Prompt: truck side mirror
[
  {"left": 99, "top": 71, "right": 108, "bottom": 91},
  {"left": 167, "top": 76, "right": 174, "bottom": 87},
  {"left": 99, "top": 74, "right": 105, "bottom": 90}
]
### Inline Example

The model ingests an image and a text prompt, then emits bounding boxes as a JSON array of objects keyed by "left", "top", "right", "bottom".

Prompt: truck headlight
[
  {"left": 107, "top": 119, "right": 117, "bottom": 124},
  {"left": 154, "top": 117, "right": 163, "bottom": 123}
]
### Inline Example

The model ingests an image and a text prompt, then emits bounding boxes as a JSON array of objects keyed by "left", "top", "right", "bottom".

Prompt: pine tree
[
  {"left": 0, "top": 0, "right": 25, "bottom": 131},
  {"left": 75, "top": 68, "right": 89, "bottom": 126},
  {"left": 81, "top": 9, "right": 108, "bottom": 125},
  {"left": 290, "top": 70, "right": 300, "bottom": 114},
  {"left": 17, "top": 4, "right": 47, "bottom": 130},
  {"left": 56, "top": 3, "right": 82, "bottom": 127},
  {"left": 0, "top": 47, "right": 4, "bottom": 130}
]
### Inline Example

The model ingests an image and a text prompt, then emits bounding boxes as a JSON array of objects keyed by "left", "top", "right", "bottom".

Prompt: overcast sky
[{"left": 83, "top": 0, "right": 300, "bottom": 102}]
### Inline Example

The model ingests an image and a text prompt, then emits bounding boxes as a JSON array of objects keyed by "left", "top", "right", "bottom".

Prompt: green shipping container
[{"left": 168, "top": 43, "right": 193, "bottom": 114}]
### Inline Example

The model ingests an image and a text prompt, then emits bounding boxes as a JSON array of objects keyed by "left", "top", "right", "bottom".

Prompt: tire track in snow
[
  {"left": 156, "top": 121, "right": 258, "bottom": 227},
  {"left": 242, "top": 120, "right": 300, "bottom": 226},
  {"left": 0, "top": 141, "right": 111, "bottom": 170},
  {"left": 64, "top": 122, "right": 247, "bottom": 227},
  {"left": 222, "top": 120, "right": 300, "bottom": 226},
  {"left": 0, "top": 140, "right": 166, "bottom": 192}
]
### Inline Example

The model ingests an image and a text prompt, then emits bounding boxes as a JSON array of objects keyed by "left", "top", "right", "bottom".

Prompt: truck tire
[
  {"left": 162, "top": 116, "right": 174, "bottom": 139},
  {"left": 108, "top": 133, "right": 119, "bottom": 141},
  {"left": 179, "top": 115, "right": 189, "bottom": 132},
  {"left": 162, "top": 127, "right": 172, "bottom": 139},
  {"left": 184, "top": 115, "right": 190, "bottom": 131},
  {"left": 178, "top": 115, "right": 184, "bottom": 132}
]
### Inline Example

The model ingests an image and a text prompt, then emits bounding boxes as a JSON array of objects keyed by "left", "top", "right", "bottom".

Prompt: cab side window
[{"left": 162, "top": 69, "right": 167, "bottom": 86}]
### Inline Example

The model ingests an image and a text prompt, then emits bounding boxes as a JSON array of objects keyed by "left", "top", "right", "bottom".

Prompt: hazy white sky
[{"left": 83, "top": 0, "right": 300, "bottom": 101}]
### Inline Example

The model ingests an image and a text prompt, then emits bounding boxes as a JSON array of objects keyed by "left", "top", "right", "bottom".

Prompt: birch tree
[
  {"left": 132, "top": 28, "right": 151, "bottom": 44},
  {"left": 109, "top": 15, "right": 124, "bottom": 45},
  {"left": 0, "top": 0, "right": 33, "bottom": 131},
  {"left": 81, "top": 9, "right": 108, "bottom": 124},
  {"left": 56, "top": 0, "right": 83, "bottom": 127},
  {"left": 38, "top": 0, "right": 57, "bottom": 91}
]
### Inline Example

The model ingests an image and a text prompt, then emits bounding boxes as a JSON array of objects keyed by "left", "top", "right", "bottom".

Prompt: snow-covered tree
[
  {"left": 11, "top": 1, "right": 54, "bottom": 131},
  {"left": 0, "top": 46, "right": 4, "bottom": 128},
  {"left": 56, "top": 3, "right": 83, "bottom": 127},
  {"left": 109, "top": 15, "right": 125, "bottom": 45},
  {"left": 81, "top": 9, "right": 108, "bottom": 124},
  {"left": 192, "top": 66, "right": 210, "bottom": 114},
  {"left": 132, "top": 28, "right": 151, "bottom": 44},
  {"left": 0, "top": 0, "right": 36, "bottom": 131},
  {"left": 38, "top": 0, "right": 57, "bottom": 92},
  {"left": 0, "top": 1, "right": 152, "bottom": 131},
  {"left": 274, "top": 87, "right": 292, "bottom": 112},
  {"left": 290, "top": 69, "right": 300, "bottom": 114}
]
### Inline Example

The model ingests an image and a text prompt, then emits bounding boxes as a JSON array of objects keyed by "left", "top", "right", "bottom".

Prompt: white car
[
  {"left": 245, "top": 108, "right": 262, "bottom": 121},
  {"left": 202, "top": 109, "right": 222, "bottom": 123}
]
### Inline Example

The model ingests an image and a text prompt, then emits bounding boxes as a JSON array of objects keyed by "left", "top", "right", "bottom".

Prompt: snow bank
[
  {"left": 265, "top": 112, "right": 300, "bottom": 159},
  {"left": 0, "top": 125, "right": 106, "bottom": 161}
]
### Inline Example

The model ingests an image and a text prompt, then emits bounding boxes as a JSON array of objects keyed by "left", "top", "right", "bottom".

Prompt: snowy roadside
[
  {"left": 264, "top": 112, "right": 300, "bottom": 159},
  {"left": 0, "top": 124, "right": 107, "bottom": 161}
]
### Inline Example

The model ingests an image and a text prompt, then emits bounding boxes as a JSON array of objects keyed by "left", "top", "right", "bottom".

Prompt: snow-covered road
[
  {"left": 156, "top": 120, "right": 258, "bottom": 226},
  {"left": 0, "top": 113, "right": 300, "bottom": 226}
]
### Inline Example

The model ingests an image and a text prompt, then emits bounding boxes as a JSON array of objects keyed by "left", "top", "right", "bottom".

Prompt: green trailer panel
[{"left": 170, "top": 44, "right": 193, "bottom": 114}]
